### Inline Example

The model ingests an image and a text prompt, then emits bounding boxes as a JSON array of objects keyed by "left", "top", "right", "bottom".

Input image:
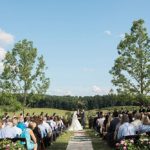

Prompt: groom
[{"left": 81, "top": 109, "right": 85, "bottom": 129}]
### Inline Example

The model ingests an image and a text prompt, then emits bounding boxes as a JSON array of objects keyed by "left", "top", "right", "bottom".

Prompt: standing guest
[
  {"left": 108, "top": 111, "right": 120, "bottom": 133},
  {"left": 107, "top": 111, "right": 120, "bottom": 146},
  {"left": 93, "top": 112, "right": 99, "bottom": 131}
]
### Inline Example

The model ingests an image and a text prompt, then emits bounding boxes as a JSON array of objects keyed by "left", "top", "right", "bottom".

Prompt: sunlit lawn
[
  {"left": 48, "top": 131, "right": 73, "bottom": 150},
  {"left": 85, "top": 129, "right": 113, "bottom": 150},
  {"left": 0, "top": 108, "right": 72, "bottom": 117}
]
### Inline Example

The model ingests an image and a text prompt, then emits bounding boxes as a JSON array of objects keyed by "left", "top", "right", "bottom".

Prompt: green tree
[
  {"left": 110, "top": 19, "right": 150, "bottom": 102},
  {"left": 0, "top": 39, "right": 50, "bottom": 107}
]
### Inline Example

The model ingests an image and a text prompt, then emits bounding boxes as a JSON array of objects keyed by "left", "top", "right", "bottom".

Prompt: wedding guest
[
  {"left": 21, "top": 125, "right": 37, "bottom": 150},
  {"left": 117, "top": 114, "right": 135, "bottom": 140},
  {"left": 12, "top": 118, "right": 22, "bottom": 137},
  {"left": 0, "top": 119, "right": 16, "bottom": 138},
  {"left": 131, "top": 113, "right": 142, "bottom": 132},
  {"left": 139, "top": 115, "right": 150, "bottom": 133}
]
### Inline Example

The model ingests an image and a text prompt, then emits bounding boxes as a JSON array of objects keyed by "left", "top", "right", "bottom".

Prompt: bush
[{"left": 0, "top": 139, "right": 25, "bottom": 150}]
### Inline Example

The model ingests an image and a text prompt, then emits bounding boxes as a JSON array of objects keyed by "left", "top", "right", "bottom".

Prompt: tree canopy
[
  {"left": 0, "top": 39, "right": 50, "bottom": 107},
  {"left": 110, "top": 19, "right": 150, "bottom": 102}
]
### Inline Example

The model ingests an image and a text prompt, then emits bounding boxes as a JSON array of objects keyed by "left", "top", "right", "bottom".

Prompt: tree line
[{"left": 29, "top": 94, "right": 148, "bottom": 110}]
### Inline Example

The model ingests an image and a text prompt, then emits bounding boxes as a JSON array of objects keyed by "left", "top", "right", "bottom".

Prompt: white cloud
[
  {"left": 119, "top": 33, "right": 125, "bottom": 39},
  {"left": 83, "top": 67, "right": 95, "bottom": 72},
  {"left": 0, "top": 47, "right": 6, "bottom": 73},
  {"left": 0, "top": 28, "right": 14, "bottom": 44},
  {"left": 0, "top": 47, "right": 6, "bottom": 61},
  {"left": 104, "top": 30, "right": 112, "bottom": 36},
  {"left": 0, "top": 62, "right": 4, "bottom": 73},
  {"left": 92, "top": 85, "right": 109, "bottom": 95}
]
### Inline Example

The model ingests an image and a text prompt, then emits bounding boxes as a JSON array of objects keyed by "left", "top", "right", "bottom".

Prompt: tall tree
[
  {"left": 0, "top": 39, "right": 50, "bottom": 107},
  {"left": 110, "top": 19, "right": 150, "bottom": 101}
]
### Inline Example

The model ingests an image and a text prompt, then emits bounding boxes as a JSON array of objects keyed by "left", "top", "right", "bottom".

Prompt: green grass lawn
[
  {"left": 0, "top": 107, "right": 72, "bottom": 117},
  {"left": 48, "top": 131, "right": 73, "bottom": 150},
  {"left": 85, "top": 129, "right": 113, "bottom": 150}
]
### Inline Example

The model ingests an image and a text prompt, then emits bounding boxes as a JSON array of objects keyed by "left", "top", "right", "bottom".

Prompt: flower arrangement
[
  {"left": 137, "top": 134, "right": 150, "bottom": 150},
  {"left": 116, "top": 139, "right": 137, "bottom": 150},
  {"left": 115, "top": 134, "right": 150, "bottom": 150},
  {"left": 0, "top": 139, "right": 25, "bottom": 150}
]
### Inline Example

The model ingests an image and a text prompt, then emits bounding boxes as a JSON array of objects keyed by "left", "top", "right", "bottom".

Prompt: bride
[{"left": 68, "top": 111, "right": 83, "bottom": 131}]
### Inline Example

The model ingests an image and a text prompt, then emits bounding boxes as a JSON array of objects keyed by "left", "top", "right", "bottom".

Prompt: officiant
[{"left": 81, "top": 109, "right": 85, "bottom": 129}]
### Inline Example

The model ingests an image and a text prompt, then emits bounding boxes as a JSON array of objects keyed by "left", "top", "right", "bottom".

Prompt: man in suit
[{"left": 81, "top": 109, "right": 85, "bottom": 129}]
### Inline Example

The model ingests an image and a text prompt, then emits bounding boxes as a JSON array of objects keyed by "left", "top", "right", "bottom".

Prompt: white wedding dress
[{"left": 68, "top": 111, "right": 83, "bottom": 131}]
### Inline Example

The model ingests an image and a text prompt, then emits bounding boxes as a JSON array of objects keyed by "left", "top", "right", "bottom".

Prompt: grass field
[
  {"left": 0, "top": 108, "right": 72, "bottom": 117},
  {"left": 85, "top": 129, "right": 113, "bottom": 150},
  {"left": 48, "top": 131, "right": 73, "bottom": 150},
  {"left": 0, "top": 105, "right": 139, "bottom": 120}
]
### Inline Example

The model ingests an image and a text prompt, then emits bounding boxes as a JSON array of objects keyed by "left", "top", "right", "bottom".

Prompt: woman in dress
[{"left": 68, "top": 111, "right": 83, "bottom": 131}]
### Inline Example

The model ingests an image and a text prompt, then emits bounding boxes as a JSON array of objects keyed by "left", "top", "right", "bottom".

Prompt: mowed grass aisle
[{"left": 48, "top": 129, "right": 113, "bottom": 150}]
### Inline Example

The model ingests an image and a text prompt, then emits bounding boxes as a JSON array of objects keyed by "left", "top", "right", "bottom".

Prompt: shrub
[{"left": 0, "top": 139, "right": 25, "bottom": 150}]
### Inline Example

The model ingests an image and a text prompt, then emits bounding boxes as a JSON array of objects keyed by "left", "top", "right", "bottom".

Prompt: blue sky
[{"left": 0, "top": 0, "right": 150, "bottom": 96}]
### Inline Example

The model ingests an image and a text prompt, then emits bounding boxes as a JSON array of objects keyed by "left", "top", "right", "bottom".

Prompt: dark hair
[{"left": 113, "top": 111, "right": 118, "bottom": 117}]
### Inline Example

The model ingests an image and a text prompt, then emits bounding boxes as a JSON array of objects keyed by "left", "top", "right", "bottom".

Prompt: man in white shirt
[{"left": 12, "top": 118, "right": 22, "bottom": 136}]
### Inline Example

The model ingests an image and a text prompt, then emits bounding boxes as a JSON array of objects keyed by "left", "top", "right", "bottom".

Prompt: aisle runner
[{"left": 66, "top": 131, "right": 93, "bottom": 150}]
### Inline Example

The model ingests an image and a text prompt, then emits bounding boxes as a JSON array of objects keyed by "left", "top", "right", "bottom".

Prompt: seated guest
[
  {"left": 139, "top": 116, "right": 150, "bottom": 134},
  {"left": 28, "top": 122, "right": 41, "bottom": 150},
  {"left": 0, "top": 120, "right": 4, "bottom": 138},
  {"left": 117, "top": 114, "right": 135, "bottom": 140},
  {"left": 0, "top": 119, "right": 17, "bottom": 138},
  {"left": 57, "top": 116, "right": 65, "bottom": 130},
  {"left": 24, "top": 116, "right": 31, "bottom": 127},
  {"left": 17, "top": 116, "right": 26, "bottom": 130},
  {"left": 38, "top": 118, "right": 47, "bottom": 138},
  {"left": 12, "top": 118, "right": 22, "bottom": 137},
  {"left": 47, "top": 117, "right": 56, "bottom": 131},
  {"left": 21, "top": 124, "right": 37, "bottom": 150},
  {"left": 131, "top": 113, "right": 142, "bottom": 132},
  {"left": 43, "top": 117, "right": 52, "bottom": 135}
]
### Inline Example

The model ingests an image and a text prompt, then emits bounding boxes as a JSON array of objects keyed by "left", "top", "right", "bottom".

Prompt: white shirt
[
  {"left": 12, "top": 126, "right": 22, "bottom": 136},
  {"left": 42, "top": 121, "right": 52, "bottom": 133}
]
